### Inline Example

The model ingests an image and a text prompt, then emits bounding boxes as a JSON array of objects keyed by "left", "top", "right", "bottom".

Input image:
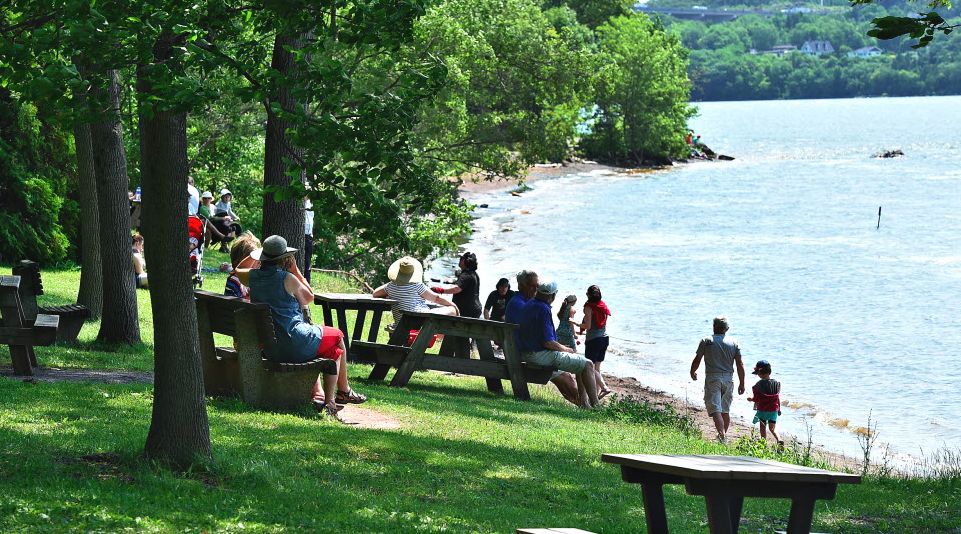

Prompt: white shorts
[{"left": 704, "top": 374, "right": 733, "bottom": 414}]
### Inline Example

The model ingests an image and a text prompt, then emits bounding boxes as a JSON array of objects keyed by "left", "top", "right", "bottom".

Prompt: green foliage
[
  {"left": 600, "top": 393, "right": 700, "bottom": 435},
  {"left": 581, "top": 14, "right": 695, "bottom": 164},
  {"left": 0, "top": 89, "right": 78, "bottom": 265}
]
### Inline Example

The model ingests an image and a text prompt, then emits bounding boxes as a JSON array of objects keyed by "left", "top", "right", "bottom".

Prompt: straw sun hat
[
  {"left": 388, "top": 256, "right": 423, "bottom": 285},
  {"left": 250, "top": 235, "right": 297, "bottom": 262}
]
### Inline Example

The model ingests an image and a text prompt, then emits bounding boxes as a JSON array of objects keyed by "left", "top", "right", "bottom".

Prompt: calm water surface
[{"left": 437, "top": 96, "right": 961, "bottom": 462}]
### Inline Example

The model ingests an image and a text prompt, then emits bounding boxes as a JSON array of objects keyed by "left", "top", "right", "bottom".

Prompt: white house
[
  {"left": 847, "top": 46, "right": 883, "bottom": 58},
  {"left": 800, "top": 40, "right": 835, "bottom": 56}
]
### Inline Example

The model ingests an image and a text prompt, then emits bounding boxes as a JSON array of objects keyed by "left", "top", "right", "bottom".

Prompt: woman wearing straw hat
[
  {"left": 372, "top": 256, "right": 459, "bottom": 330},
  {"left": 248, "top": 235, "right": 367, "bottom": 418}
]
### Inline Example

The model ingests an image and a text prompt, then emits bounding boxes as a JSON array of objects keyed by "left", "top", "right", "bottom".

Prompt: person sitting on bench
[
  {"left": 132, "top": 234, "right": 148, "bottom": 289},
  {"left": 518, "top": 280, "right": 600, "bottom": 409},
  {"left": 372, "top": 256, "right": 459, "bottom": 332},
  {"left": 225, "top": 232, "right": 261, "bottom": 299},
  {"left": 247, "top": 235, "right": 367, "bottom": 419}
]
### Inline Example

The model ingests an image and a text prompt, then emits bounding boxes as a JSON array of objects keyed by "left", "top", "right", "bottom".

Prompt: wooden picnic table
[
  {"left": 312, "top": 292, "right": 395, "bottom": 363},
  {"left": 354, "top": 310, "right": 555, "bottom": 400},
  {"left": 603, "top": 453, "right": 861, "bottom": 534}
]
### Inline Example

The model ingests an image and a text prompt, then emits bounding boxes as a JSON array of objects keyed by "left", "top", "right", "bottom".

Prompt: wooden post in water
[{"left": 877, "top": 206, "right": 882, "bottom": 229}]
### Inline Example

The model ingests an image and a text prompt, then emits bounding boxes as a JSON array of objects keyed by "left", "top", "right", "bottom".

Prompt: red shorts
[{"left": 316, "top": 326, "right": 344, "bottom": 361}]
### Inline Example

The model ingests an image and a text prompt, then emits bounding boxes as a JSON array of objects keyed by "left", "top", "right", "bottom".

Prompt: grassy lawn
[{"left": 1, "top": 268, "right": 959, "bottom": 533}]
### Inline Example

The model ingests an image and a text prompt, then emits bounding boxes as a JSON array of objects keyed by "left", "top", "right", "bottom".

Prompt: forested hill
[{"left": 646, "top": 0, "right": 961, "bottom": 100}]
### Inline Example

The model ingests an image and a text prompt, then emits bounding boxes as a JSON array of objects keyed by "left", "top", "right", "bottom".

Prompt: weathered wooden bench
[
  {"left": 352, "top": 310, "right": 556, "bottom": 400},
  {"left": 194, "top": 290, "right": 337, "bottom": 410},
  {"left": 12, "top": 260, "right": 92, "bottom": 343},
  {"left": 0, "top": 275, "right": 59, "bottom": 376},
  {"left": 313, "top": 292, "right": 395, "bottom": 363}
]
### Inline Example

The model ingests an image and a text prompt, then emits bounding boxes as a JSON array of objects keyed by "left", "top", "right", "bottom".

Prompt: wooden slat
[
  {"left": 401, "top": 310, "right": 519, "bottom": 330},
  {"left": 313, "top": 292, "right": 396, "bottom": 307},
  {"left": 421, "top": 354, "right": 511, "bottom": 379},
  {"left": 0, "top": 276, "right": 21, "bottom": 307},
  {"left": 602, "top": 454, "right": 861, "bottom": 484},
  {"left": 215, "top": 347, "right": 238, "bottom": 360}
]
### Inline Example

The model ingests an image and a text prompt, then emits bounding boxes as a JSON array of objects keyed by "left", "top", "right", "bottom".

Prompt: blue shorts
[
  {"left": 753, "top": 410, "right": 778, "bottom": 424},
  {"left": 585, "top": 336, "right": 609, "bottom": 363}
]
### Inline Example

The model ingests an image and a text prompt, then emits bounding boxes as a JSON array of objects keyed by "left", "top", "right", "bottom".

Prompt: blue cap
[{"left": 751, "top": 360, "right": 771, "bottom": 375}]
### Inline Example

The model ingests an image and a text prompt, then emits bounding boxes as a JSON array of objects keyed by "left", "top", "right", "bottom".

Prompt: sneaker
[{"left": 717, "top": 432, "right": 728, "bottom": 445}]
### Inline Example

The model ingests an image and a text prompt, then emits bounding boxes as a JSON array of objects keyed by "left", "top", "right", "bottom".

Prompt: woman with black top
[{"left": 434, "top": 252, "right": 482, "bottom": 318}]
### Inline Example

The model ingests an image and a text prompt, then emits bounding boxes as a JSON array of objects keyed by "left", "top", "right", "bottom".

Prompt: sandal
[
  {"left": 312, "top": 398, "right": 344, "bottom": 413},
  {"left": 336, "top": 388, "right": 368, "bottom": 405},
  {"left": 598, "top": 388, "right": 612, "bottom": 400}
]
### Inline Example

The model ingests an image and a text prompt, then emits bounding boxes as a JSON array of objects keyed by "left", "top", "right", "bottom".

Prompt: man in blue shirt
[
  {"left": 519, "top": 280, "right": 600, "bottom": 409},
  {"left": 505, "top": 270, "right": 579, "bottom": 405}
]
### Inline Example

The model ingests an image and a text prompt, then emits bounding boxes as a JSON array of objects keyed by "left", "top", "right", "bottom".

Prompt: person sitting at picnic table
[
  {"left": 432, "top": 251, "right": 482, "bottom": 319},
  {"left": 214, "top": 188, "right": 243, "bottom": 244},
  {"left": 373, "top": 256, "right": 459, "bottom": 334},
  {"left": 132, "top": 234, "right": 148, "bottom": 289},
  {"left": 225, "top": 232, "right": 261, "bottom": 299},
  {"left": 247, "top": 235, "right": 367, "bottom": 419},
  {"left": 199, "top": 191, "right": 230, "bottom": 250},
  {"left": 519, "top": 280, "right": 601, "bottom": 409},
  {"left": 505, "top": 270, "right": 579, "bottom": 405}
]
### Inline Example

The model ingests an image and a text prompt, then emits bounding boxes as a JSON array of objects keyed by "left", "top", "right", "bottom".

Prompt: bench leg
[
  {"left": 641, "top": 482, "right": 671, "bottom": 534},
  {"left": 476, "top": 338, "right": 505, "bottom": 394},
  {"left": 501, "top": 335, "right": 531, "bottom": 401},
  {"left": 390, "top": 320, "right": 437, "bottom": 388},
  {"left": 10, "top": 345, "right": 36, "bottom": 376},
  {"left": 703, "top": 490, "right": 742, "bottom": 534},
  {"left": 786, "top": 497, "right": 816, "bottom": 534},
  {"left": 368, "top": 363, "right": 391, "bottom": 382}
]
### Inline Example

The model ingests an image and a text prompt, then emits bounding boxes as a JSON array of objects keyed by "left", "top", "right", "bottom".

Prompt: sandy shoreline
[{"left": 456, "top": 163, "right": 857, "bottom": 468}]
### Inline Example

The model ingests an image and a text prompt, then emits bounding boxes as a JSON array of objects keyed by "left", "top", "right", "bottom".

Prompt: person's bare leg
[
  {"left": 768, "top": 422, "right": 782, "bottom": 444},
  {"left": 722, "top": 413, "right": 731, "bottom": 433},
  {"left": 311, "top": 377, "right": 324, "bottom": 401},
  {"left": 551, "top": 373, "right": 579, "bottom": 405},
  {"left": 594, "top": 361, "right": 610, "bottom": 395},
  {"left": 711, "top": 412, "right": 726, "bottom": 438},
  {"left": 335, "top": 340, "right": 351, "bottom": 391},
  {"left": 579, "top": 364, "right": 600, "bottom": 407},
  {"left": 759, "top": 421, "right": 768, "bottom": 439}
]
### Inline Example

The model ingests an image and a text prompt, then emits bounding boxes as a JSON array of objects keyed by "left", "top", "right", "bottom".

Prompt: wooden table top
[
  {"left": 401, "top": 310, "right": 519, "bottom": 329},
  {"left": 602, "top": 454, "right": 861, "bottom": 484},
  {"left": 313, "top": 292, "right": 396, "bottom": 306}
]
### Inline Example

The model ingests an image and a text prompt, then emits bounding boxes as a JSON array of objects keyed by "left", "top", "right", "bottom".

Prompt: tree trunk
[
  {"left": 138, "top": 53, "right": 212, "bottom": 464},
  {"left": 74, "top": 120, "right": 103, "bottom": 318},
  {"left": 90, "top": 69, "right": 141, "bottom": 344},
  {"left": 263, "top": 33, "right": 306, "bottom": 270}
]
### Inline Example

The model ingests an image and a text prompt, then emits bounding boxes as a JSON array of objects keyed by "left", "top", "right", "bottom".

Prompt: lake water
[{"left": 433, "top": 96, "right": 961, "bottom": 463}]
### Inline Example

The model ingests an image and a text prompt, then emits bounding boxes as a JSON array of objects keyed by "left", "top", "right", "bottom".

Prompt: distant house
[
  {"left": 800, "top": 40, "right": 835, "bottom": 56},
  {"left": 762, "top": 45, "right": 798, "bottom": 57},
  {"left": 847, "top": 46, "right": 883, "bottom": 58}
]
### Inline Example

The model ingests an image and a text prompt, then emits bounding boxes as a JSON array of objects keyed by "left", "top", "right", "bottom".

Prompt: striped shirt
[
  {"left": 384, "top": 282, "right": 430, "bottom": 326},
  {"left": 225, "top": 273, "right": 249, "bottom": 299}
]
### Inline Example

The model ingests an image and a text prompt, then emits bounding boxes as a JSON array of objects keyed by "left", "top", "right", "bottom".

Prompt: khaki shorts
[
  {"left": 704, "top": 374, "right": 734, "bottom": 414},
  {"left": 525, "top": 350, "right": 589, "bottom": 374}
]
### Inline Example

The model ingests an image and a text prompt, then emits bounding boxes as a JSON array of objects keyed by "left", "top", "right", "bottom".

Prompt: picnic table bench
[
  {"left": 12, "top": 260, "right": 92, "bottom": 343},
  {"left": 194, "top": 290, "right": 336, "bottom": 409},
  {"left": 352, "top": 310, "right": 556, "bottom": 400},
  {"left": 603, "top": 453, "right": 861, "bottom": 534},
  {"left": 312, "top": 292, "right": 394, "bottom": 363},
  {"left": 0, "top": 275, "right": 59, "bottom": 376}
]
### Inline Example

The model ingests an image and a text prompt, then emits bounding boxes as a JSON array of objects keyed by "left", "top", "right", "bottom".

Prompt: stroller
[{"left": 188, "top": 215, "right": 206, "bottom": 288}]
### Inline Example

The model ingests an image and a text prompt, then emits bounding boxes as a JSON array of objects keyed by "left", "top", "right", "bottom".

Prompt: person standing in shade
[
  {"left": 690, "top": 316, "right": 746, "bottom": 444},
  {"left": 434, "top": 252, "right": 482, "bottom": 319},
  {"left": 484, "top": 278, "right": 514, "bottom": 321},
  {"left": 304, "top": 196, "right": 315, "bottom": 284},
  {"left": 505, "top": 269, "right": 579, "bottom": 405},
  {"left": 578, "top": 284, "right": 612, "bottom": 398}
]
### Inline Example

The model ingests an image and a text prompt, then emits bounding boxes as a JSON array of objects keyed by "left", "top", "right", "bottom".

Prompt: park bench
[
  {"left": 313, "top": 292, "right": 395, "bottom": 363},
  {"left": 12, "top": 260, "right": 92, "bottom": 343},
  {"left": 351, "top": 310, "right": 556, "bottom": 400},
  {"left": 194, "top": 290, "right": 337, "bottom": 410},
  {"left": 0, "top": 275, "right": 60, "bottom": 376},
  {"left": 603, "top": 453, "right": 861, "bottom": 533}
]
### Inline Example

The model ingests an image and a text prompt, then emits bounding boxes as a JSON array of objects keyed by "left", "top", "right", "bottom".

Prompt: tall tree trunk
[
  {"left": 263, "top": 33, "right": 306, "bottom": 270},
  {"left": 74, "top": 64, "right": 104, "bottom": 317},
  {"left": 90, "top": 69, "right": 141, "bottom": 343},
  {"left": 138, "top": 47, "right": 212, "bottom": 464}
]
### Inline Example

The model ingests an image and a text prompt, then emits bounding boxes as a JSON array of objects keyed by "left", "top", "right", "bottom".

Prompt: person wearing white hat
[
  {"left": 198, "top": 190, "right": 229, "bottom": 249},
  {"left": 518, "top": 280, "right": 600, "bottom": 409},
  {"left": 248, "top": 235, "right": 367, "bottom": 419},
  {"left": 215, "top": 188, "right": 242, "bottom": 243},
  {"left": 372, "top": 256, "right": 459, "bottom": 329}
]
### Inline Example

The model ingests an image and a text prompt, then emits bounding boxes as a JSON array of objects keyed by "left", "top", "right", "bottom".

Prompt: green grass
[{"left": 1, "top": 270, "right": 959, "bottom": 533}]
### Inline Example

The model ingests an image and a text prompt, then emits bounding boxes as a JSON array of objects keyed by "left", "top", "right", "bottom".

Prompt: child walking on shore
[{"left": 747, "top": 359, "right": 782, "bottom": 445}]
